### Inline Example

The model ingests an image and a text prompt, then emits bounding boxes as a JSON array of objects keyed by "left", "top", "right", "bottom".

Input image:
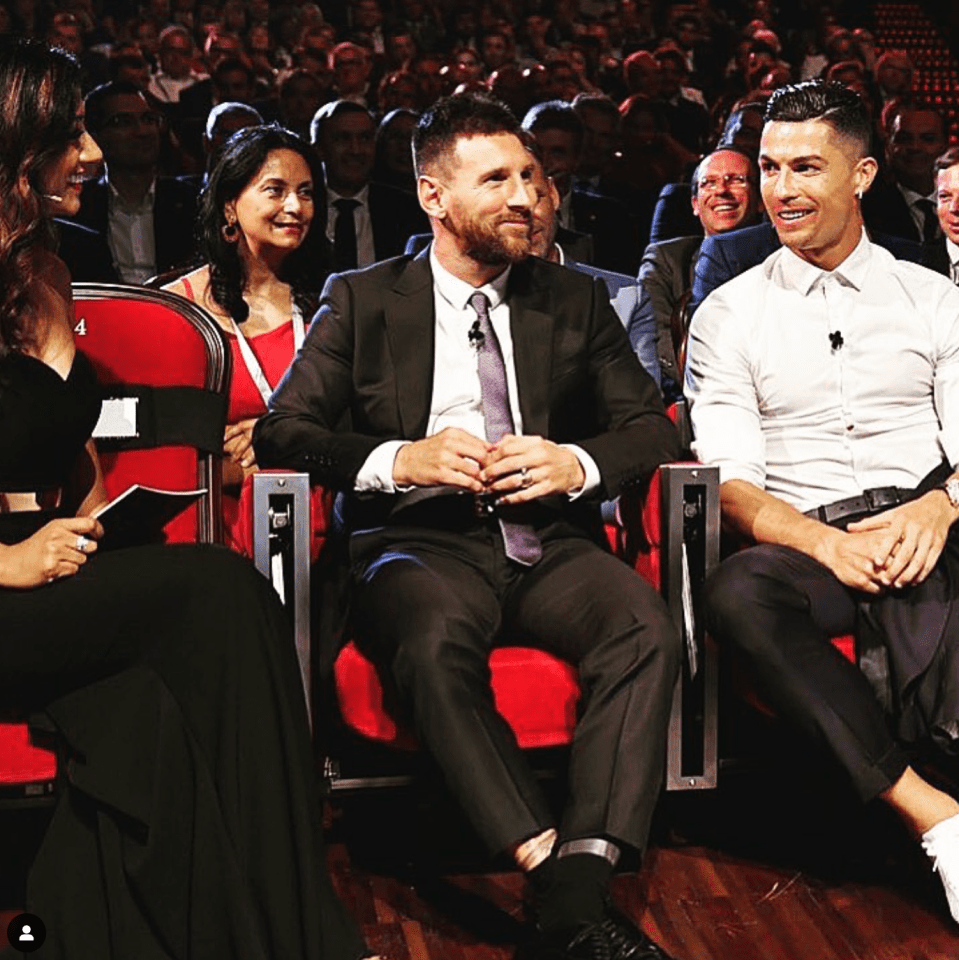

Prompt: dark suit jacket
[
  {"left": 861, "top": 177, "right": 928, "bottom": 245},
  {"left": 55, "top": 218, "right": 119, "bottom": 284},
  {"left": 69, "top": 176, "right": 199, "bottom": 279},
  {"left": 648, "top": 182, "right": 702, "bottom": 246},
  {"left": 570, "top": 185, "right": 644, "bottom": 276},
  {"left": 255, "top": 252, "right": 677, "bottom": 516},
  {"left": 637, "top": 235, "right": 701, "bottom": 394},
  {"left": 689, "top": 221, "right": 933, "bottom": 316},
  {"left": 332, "top": 181, "right": 430, "bottom": 270},
  {"left": 400, "top": 235, "right": 659, "bottom": 387}
]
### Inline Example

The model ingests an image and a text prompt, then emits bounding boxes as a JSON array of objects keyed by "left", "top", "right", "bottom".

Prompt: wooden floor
[{"left": 6, "top": 756, "right": 959, "bottom": 959}]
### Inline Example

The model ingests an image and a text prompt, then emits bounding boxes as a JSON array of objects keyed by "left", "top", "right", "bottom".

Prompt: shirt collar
[
  {"left": 899, "top": 182, "right": 936, "bottom": 208},
  {"left": 429, "top": 244, "right": 511, "bottom": 313},
  {"left": 107, "top": 176, "right": 156, "bottom": 211},
  {"left": 327, "top": 183, "right": 369, "bottom": 207},
  {"left": 778, "top": 229, "right": 872, "bottom": 296},
  {"left": 554, "top": 243, "right": 566, "bottom": 266},
  {"left": 947, "top": 237, "right": 959, "bottom": 268}
]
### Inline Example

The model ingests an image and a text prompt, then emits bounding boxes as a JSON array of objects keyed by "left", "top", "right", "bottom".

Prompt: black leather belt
[{"left": 804, "top": 486, "right": 911, "bottom": 525}]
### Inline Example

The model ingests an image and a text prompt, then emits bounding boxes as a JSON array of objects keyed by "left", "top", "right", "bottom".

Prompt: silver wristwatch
[{"left": 942, "top": 476, "right": 959, "bottom": 508}]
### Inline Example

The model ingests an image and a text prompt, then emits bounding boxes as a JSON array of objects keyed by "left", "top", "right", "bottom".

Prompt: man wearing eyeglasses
[
  {"left": 636, "top": 147, "right": 760, "bottom": 399},
  {"left": 70, "top": 81, "right": 198, "bottom": 284}
]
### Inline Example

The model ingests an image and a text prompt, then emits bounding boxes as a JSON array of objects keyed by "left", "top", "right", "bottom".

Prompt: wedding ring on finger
[
  {"left": 76, "top": 534, "right": 90, "bottom": 553},
  {"left": 520, "top": 467, "right": 533, "bottom": 489}
]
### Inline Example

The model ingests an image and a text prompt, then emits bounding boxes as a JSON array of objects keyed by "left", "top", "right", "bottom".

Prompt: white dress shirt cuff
[
  {"left": 354, "top": 440, "right": 411, "bottom": 493},
  {"left": 562, "top": 444, "right": 600, "bottom": 499}
]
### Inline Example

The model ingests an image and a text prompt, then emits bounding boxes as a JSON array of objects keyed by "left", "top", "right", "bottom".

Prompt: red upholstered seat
[
  {"left": 0, "top": 285, "right": 229, "bottom": 803},
  {"left": 332, "top": 473, "right": 664, "bottom": 752}
]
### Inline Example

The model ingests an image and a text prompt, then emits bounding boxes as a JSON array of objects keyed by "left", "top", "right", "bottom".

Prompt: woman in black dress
[{"left": 0, "top": 37, "right": 377, "bottom": 960}]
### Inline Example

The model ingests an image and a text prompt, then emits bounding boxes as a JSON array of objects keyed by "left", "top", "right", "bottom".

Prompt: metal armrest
[
  {"left": 658, "top": 463, "right": 720, "bottom": 790},
  {"left": 251, "top": 471, "right": 312, "bottom": 726}
]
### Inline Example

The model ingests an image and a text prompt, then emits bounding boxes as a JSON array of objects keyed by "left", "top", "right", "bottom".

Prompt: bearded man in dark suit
[{"left": 255, "top": 92, "right": 682, "bottom": 960}]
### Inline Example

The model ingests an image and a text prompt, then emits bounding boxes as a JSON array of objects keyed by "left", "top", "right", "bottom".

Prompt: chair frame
[
  {"left": 0, "top": 284, "right": 230, "bottom": 808},
  {"left": 251, "top": 462, "right": 721, "bottom": 794}
]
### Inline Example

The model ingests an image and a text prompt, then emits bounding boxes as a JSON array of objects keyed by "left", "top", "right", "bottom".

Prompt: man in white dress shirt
[
  {"left": 257, "top": 91, "right": 681, "bottom": 960},
  {"left": 686, "top": 80, "right": 959, "bottom": 923}
]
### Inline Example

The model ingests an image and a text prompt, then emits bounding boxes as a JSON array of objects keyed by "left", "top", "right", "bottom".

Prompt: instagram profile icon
[{"left": 6, "top": 913, "right": 45, "bottom": 953}]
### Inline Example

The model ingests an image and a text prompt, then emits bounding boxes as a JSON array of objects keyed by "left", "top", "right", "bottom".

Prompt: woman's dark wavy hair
[
  {"left": 0, "top": 38, "right": 83, "bottom": 356},
  {"left": 197, "top": 123, "right": 331, "bottom": 324}
]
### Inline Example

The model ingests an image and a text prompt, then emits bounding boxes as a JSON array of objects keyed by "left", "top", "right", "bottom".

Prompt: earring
[
  {"left": 855, "top": 189, "right": 863, "bottom": 200},
  {"left": 222, "top": 220, "right": 239, "bottom": 242}
]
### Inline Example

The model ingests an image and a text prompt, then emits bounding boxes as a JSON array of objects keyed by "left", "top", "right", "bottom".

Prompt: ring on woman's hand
[
  {"left": 76, "top": 534, "right": 89, "bottom": 553},
  {"left": 520, "top": 467, "right": 532, "bottom": 489}
]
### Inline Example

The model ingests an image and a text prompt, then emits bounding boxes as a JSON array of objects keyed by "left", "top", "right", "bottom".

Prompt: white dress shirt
[
  {"left": 108, "top": 178, "right": 157, "bottom": 284},
  {"left": 355, "top": 246, "right": 600, "bottom": 495},
  {"left": 685, "top": 232, "right": 959, "bottom": 514},
  {"left": 325, "top": 184, "right": 376, "bottom": 267}
]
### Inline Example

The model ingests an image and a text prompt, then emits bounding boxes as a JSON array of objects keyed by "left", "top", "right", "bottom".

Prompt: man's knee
[
  {"left": 389, "top": 616, "right": 492, "bottom": 703},
  {"left": 705, "top": 545, "right": 806, "bottom": 647}
]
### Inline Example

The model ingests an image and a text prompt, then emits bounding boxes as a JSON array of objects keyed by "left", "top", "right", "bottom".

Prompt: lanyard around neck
[{"left": 227, "top": 301, "right": 305, "bottom": 409}]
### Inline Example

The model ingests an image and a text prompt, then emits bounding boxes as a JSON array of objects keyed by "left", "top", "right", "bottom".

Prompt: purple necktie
[{"left": 469, "top": 292, "right": 542, "bottom": 566}]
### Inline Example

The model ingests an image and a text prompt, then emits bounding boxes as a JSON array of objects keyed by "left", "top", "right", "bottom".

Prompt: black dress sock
[{"left": 529, "top": 852, "right": 614, "bottom": 933}]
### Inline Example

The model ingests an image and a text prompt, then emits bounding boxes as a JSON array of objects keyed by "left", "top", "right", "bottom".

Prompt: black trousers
[
  {"left": 349, "top": 517, "right": 681, "bottom": 858},
  {"left": 705, "top": 544, "right": 914, "bottom": 803}
]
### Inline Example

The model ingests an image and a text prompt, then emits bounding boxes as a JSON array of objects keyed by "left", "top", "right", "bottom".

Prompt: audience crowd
[{"left": 15, "top": 0, "right": 952, "bottom": 304}]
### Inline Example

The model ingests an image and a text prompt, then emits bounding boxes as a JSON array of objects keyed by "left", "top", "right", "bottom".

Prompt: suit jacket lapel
[
  {"left": 508, "top": 262, "right": 553, "bottom": 438},
  {"left": 386, "top": 251, "right": 435, "bottom": 438}
]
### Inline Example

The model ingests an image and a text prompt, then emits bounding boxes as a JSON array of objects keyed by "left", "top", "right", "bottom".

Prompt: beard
[{"left": 452, "top": 207, "right": 533, "bottom": 266}]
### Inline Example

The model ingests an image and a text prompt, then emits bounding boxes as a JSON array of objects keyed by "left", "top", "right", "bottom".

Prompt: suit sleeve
[
  {"left": 253, "top": 273, "right": 382, "bottom": 488},
  {"left": 574, "top": 276, "right": 680, "bottom": 499},
  {"left": 636, "top": 242, "right": 680, "bottom": 386}
]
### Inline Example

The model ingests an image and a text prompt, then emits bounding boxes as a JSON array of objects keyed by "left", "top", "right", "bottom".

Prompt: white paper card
[{"left": 92, "top": 396, "right": 139, "bottom": 439}]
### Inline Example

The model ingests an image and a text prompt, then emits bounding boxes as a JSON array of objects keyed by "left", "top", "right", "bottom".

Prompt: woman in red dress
[{"left": 165, "top": 125, "right": 330, "bottom": 553}]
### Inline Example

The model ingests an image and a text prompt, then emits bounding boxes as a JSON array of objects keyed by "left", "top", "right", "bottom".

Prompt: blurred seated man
[
  {"left": 72, "top": 81, "right": 198, "bottom": 283},
  {"left": 686, "top": 80, "right": 959, "bottom": 926},
  {"left": 255, "top": 91, "right": 682, "bottom": 960},
  {"left": 862, "top": 100, "right": 947, "bottom": 247},
  {"left": 934, "top": 148, "right": 959, "bottom": 283},
  {"left": 148, "top": 25, "right": 205, "bottom": 105},
  {"left": 637, "top": 147, "right": 760, "bottom": 398},
  {"left": 523, "top": 99, "right": 644, "bottom": 275},
  {"left": 178, "top": 100, "right": 262, "bottom": 192},
  {"left": 526, "top": 154, "right": 661, "bottom": 387},
  {"left": 311, "top": 99, "right": 428, "bottom": 271}
]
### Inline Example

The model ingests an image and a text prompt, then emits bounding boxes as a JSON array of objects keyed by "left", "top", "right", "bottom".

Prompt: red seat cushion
[
  {"left": 0, "top": 723, "right": 56, "bottom": 786},
  {"left": 334, "top": 644, "right": 580, "bottom": 750}
]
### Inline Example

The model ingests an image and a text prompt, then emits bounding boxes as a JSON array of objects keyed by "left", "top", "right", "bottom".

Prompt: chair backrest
[
  {"left": 72, "top": 283, "right": 231, "bottom": 544},
  {"left": 1, "top": 285, "right": 231, "bottom": 803}
]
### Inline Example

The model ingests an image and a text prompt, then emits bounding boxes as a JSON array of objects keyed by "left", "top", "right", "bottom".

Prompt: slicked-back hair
[
  {"left": 765, "top": 80, "right": 871, "bottom": 159},
  {"left": 413, "top": 91, "right": 523, "bottom": 177}
]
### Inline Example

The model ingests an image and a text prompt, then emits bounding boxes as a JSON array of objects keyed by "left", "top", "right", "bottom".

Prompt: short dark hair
[
  {"left": 765, "top": 80, "right": 871, "bottom": 158},
  {"left": 310, "top": 98, "right": 373, "bottom": 146},
  {"left": 521, "top": 99, "right": 584, "bottom": 155},
  {"left": 413, "top": 91, "right": 521, "bottom": 176},
  {"left": 84, "top": 79, "right": 144, "bottom": 132},
  {"left": 935, "top": 146, "right": 959, "bottom": 175}
]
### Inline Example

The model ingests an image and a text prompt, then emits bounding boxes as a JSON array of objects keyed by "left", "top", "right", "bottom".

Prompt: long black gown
[{"left": 0, "top": 349, "right": 368, "bottom": 960}]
